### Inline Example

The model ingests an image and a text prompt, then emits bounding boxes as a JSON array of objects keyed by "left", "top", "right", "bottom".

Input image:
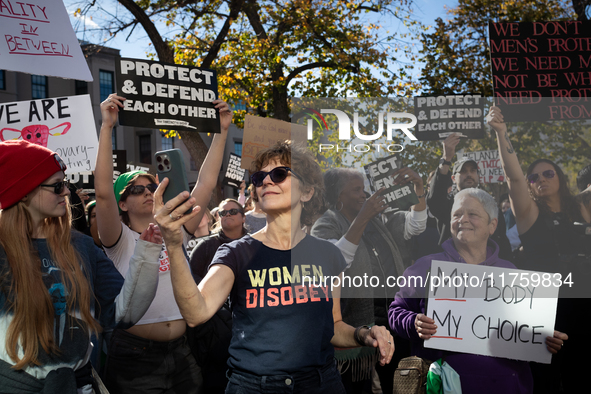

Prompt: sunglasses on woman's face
[
  {"left": 126, "top": 183, "right": 158, "bottom": 195},
  {"left": 250, "top": 166, "right": 302, "bottom": 187},
  {"left": 40, "top": 179, "right": 70, "bottom": 195},
  {"left": 219, "top": 208, "right": 240, "bottom": 217},
  {"left": 527, "top": 170, "right": 555, "bottom": 184}
]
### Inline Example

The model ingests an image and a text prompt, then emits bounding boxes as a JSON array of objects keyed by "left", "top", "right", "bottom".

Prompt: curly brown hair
[{"left": 250, "top": 141, "right": 324, "bottom": 226}]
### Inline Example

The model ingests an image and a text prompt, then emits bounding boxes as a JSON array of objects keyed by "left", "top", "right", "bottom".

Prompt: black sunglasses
[
  {"left": 126, "top": 183, "right": 158, "bottom": 196},
  {"left": 527, "top": 170, "right": 555, "bottom": 184},
  {"left": 219, "top": 208, "right": 240, "bottom": 217},
  {"left": 40, "top": 179, "right": 70, "bottom": 195},
  {"left": 250, "top": 166, "right": 302, "bottom": 187}
]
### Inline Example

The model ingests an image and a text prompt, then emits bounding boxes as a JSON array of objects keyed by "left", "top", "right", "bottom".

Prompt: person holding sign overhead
[
  {"left": 0, "top": 140, "right": 162, "bottom": 392},
  {"left": 488, "top": 106, "right": 589, "bottom": 394},
  {"left": 390, "top": 188, "right": 566, "bottom": 394},
  {"left": 152, "top": 141, "right": 395, "bottom": 394},
  {"left": 427, "top": 132, "right": 512, "bottom": 260},
  {"left": 311, "top": 167, "right": 426, "bottom": 394},
  {"left": 94, "top": 94, "right": 232, "bottom": 394}
]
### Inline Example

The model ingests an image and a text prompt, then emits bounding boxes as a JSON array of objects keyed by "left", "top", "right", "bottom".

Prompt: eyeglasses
[
  {"left": 39, "top": 179, "right": 70, "bottom": 194},
  {"left": 219, "top": 208, "right": 240, "bottom": 217},
  {"left": 250, "top": 166, "right": 302, "bottom": 187},
  {"left": 527, "top": 170, "right": 555, "bottom": 184},
  {"left": 125, "top": 183, "right": 158, "bottom": 196}
]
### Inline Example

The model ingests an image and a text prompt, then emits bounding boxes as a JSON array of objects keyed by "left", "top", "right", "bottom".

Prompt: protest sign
[
  {"left": 116, "top": 58, "right": 219, "bottom": 133},
  {"left": 0, "top": 95, "right": 97, "bottom": 173},
  {"left": 363, "top": 154, "right": 419, "bottom": 211},
  {"left": 223, "top": 153, "right": 246, "bottom": 188},
  {"left": 414, "top": 95, "right": 485, "bottom": 140},
  {"left": 68, "top": 150, "right": 127, "bottom": 191},
  {"left": 424, "top": 260, "right": 558, "bottom": 363},
  {"left": 126, "top": 162, "right": 155, "bottom": 174},
  {"left": 0, "top": 0, "right": 92, "bottom": 81},
  {"left": 489, "top": 20, "right": 591, "bottom": 122},
  {"left": 460, "top": 150, "right": 505, "bottom": 184},
  {"left": 242, "top": 115, "right": 306, "bottom": 170}
]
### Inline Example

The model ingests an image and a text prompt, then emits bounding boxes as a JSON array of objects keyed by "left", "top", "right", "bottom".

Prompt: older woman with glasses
[
  {"left": 94, "top": 93, "right": 232, "bottom": 393},
  {"left": 488, "top": 106, "right": 585, "bottom": 393},
  {"left": 0, "top": 140, "right": 161, "bottom": 392},
  {"left": 390, "top": 188, "right": 566, "bottom": 394},
  {"left": 153, "top": 141, "right": 395, "bottom": 394}
]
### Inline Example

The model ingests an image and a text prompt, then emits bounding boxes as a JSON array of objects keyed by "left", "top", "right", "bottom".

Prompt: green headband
[{"left": 113, "top": 170, "right": 147, "bottom": 208}]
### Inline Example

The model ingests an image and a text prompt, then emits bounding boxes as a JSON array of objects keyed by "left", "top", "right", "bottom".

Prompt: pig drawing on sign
[{"left": 1, "top": 122, "right": 71, "bottom": 147}]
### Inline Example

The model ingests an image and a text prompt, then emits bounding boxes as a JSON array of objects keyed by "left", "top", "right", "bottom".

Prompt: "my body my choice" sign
[{"left": 425, "top": 261, "right": 558, "bottom": 364}]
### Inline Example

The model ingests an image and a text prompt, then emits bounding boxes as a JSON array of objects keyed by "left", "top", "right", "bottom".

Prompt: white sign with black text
[
  {"left": 425, "top": 261, "right": 558, "bottom": 364},
  {"left": 0, "top": 95, "right": 98, "bottom": 173}
]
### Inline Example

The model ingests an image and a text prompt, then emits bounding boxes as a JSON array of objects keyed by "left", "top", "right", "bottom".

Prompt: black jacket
[
  {"left": 427, "top": 169, "right": 513, "bottom": 261},
  {"left": 189, "top": 231, "right": 236, "bottom": 280}
]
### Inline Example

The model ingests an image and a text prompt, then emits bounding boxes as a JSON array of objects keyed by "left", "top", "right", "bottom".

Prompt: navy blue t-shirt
[{"left": 211, "top": 234, "right": 347, "bottom": 375}]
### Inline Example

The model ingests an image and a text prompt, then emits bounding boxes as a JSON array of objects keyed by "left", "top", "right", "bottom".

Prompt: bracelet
[
  {"left": 354, "top": 325, "right": 370, "bottom": 346},
  {"left": 416, "top": 193, "right": 426, "bottom": 199}
]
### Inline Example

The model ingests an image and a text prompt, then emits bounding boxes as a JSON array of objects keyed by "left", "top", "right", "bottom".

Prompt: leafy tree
[
  {"left": 413, "top": 0, "right": 590, "bottom": 193},
  {"left": 74, "top": 0, "right": 423, "bottom": 148}
]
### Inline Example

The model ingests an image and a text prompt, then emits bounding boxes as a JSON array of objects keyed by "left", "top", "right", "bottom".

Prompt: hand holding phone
[{"left": 155, "top": 149, "right": 192, "bottom": 214}]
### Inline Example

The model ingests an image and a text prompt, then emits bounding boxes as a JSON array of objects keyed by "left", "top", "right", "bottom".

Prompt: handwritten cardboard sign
[
  {"left": 0, "top": 0, "right": 92, "bottom": 81},
  {"left": 460, "top": 150, "right": 505, "bottom": 184},
  {"left": 241, "top": 115, "right": 306, "bottom": 170},
  {"left": 425, "top": 261, "right": 558, "bottom": 363},
  {"left": 414, "top": 95, "right": 485, "bottom": 140},
  {"left": 489, "top": 21, "right": 591, "bottom": 122},
  {"left": 223, "top": 153, "right": 246, "bottom": 188},
  {"left": 0, "top": 95, "right": 98, "bottom": 173},
  {"left": 115, "top": 58, "right": 220, "bottom": 133},
  {"left": 363, "top": 154, "right": 419, "bottom": 211}
]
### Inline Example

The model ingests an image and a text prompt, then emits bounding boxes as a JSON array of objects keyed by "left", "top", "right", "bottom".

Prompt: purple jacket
[{"left": 389, "top": 239, "right": 533, "bottom": 394}]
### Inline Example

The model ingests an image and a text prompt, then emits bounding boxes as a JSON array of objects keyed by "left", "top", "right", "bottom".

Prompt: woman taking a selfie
[
  {"left": 0, "top": 140, "right": 161, "bottom": 392},
  {"left": 154, "top": 141, "right": 395, "bottom": 393}
]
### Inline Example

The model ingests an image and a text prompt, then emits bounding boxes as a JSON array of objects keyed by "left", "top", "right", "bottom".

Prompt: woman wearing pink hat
[
  {"left": 0, "top": 140, "right": 162, "bottom": 392},
  {"left": 94, "top": 94, "right": 232, "bottom": 393}
]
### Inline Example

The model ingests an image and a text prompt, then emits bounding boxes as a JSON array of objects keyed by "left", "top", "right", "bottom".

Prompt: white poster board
[
  {"left": 425, "top": 261, "right": 558, "bottom": 364},
  {"left": 0, "top": 0, "right": 92, "bottom": 81},
  {"left": 460, "top": 150, "right": 505, "bottom": 184},
  {"left": 0, "top": 95, "right": 98, "bottom": 173}
]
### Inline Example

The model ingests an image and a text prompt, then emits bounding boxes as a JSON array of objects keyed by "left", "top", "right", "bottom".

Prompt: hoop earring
[{"left": 336, "top": 201, "right": 343, "bottom": 211}]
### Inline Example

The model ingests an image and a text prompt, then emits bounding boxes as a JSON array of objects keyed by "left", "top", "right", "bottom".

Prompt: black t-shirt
[{"left": 211, "top": 234, "right": 347, "bottom": 375}]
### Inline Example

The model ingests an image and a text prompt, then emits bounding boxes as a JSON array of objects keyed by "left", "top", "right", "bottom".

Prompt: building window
[
  {"left": 139, "top": 135, "right": 152, "bottom": 164},
  {"left": 161, "top": 133, "right": 174, "bottom": 150},
  {"left": 234, "top": 141, "right": 242, "bottom": 157},
  {"left": 0, "top": 70, "right": 5, "bottom": 90},
  {"left": 99, "top": 70, "right": 114, "bottom": 102},
  {"left": 75, "top": 80, "right": 88, "bottom": 95},
  {"left": 112, "top": 127, "right": 117, "bottom": 150},
  {"left": 31, "top": 75, "right": 48, "bottom": 99}
]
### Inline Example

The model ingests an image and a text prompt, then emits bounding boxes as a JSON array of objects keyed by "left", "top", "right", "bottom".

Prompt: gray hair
[
  {"left": 323, "top": 168, "right": 364, "bottom": 208},
  {"left": 453, "top": 188, "right": 498, "bottom": 223}
]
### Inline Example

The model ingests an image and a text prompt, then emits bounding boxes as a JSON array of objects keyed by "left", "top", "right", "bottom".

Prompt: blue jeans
[
  {"left": 105, "top": 329, "right": 202, "bottom": 394},
  {"left": 225, "top": 360, "right": 346, "bottom": 394}
]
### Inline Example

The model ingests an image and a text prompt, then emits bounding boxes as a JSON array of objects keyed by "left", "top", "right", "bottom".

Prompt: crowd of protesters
[{"left": 0, "top": 96, "right": 590, "bottom": 394}]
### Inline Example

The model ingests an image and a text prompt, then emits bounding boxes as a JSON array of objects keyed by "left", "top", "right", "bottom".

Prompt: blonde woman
[{"left": 0, "top": 140, "right": 161, "bottom": 392}]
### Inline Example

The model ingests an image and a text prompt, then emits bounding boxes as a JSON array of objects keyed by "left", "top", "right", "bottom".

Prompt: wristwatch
[{"left": 439, "top": 158, "right": 452, "bottom": 167}]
